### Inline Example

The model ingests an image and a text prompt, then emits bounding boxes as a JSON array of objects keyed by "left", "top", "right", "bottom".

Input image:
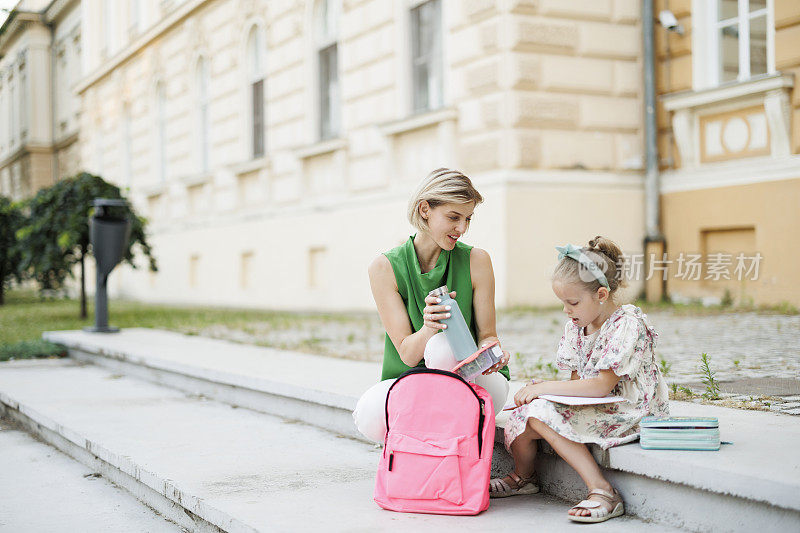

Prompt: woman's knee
[
  {"left": 473, "top": 372, "right": 509, "bottom": 416},
  {"left": 352, "top": 378, "right": 395, "bottom": 443},
  {"left": 423, "top": 332, "right": 458, "bottom": 371}
]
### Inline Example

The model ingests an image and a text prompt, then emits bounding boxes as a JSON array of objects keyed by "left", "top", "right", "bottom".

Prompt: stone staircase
[{"left": 0, "top": 328, "right": 796, "bottom": 531}]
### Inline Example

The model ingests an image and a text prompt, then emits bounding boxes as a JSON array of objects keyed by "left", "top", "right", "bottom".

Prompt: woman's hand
[
  {"left": 422, "top": 291, "right": 456, "bottom": 332},
  {"left": 482, "top": 348, "right": 510, "bottom": 375},
  {"left": 514, "top": 382, "right": 542, "bottom": 407}
]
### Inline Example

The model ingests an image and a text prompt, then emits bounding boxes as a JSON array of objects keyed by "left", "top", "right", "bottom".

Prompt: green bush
[{"left": 0, "top": 339, "right": 68, "bottom": 362}]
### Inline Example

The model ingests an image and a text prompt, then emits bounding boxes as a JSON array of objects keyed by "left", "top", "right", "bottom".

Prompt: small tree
[
  {"left": 0, "top": 196, "right": 25, "bottom": 305},
  {"left": 17, "top": 172, "right": 158, "bottom": 318}
]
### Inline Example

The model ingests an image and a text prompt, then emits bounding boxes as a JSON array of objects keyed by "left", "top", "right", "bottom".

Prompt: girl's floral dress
[{"left": 505, "top": 304, "right": 669, "bottom": 451}]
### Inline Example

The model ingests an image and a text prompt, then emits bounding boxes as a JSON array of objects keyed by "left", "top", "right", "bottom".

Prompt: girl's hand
[
  {"left": 482, "top": 349, "right": 510, "bottom": 375},
  {"left": 422, "top": 291, "right": 456, "bottom": 332},
  {"left": 514, "top": 382, "right": 541, "bottom": 407}
]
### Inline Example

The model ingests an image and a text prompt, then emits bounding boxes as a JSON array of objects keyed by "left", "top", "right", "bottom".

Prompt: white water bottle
[{"left": 428, "top": 285, "right": 477, "bottom": 361}]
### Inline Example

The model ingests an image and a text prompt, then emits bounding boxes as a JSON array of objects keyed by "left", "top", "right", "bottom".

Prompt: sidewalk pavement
[{"left": 0, "top": 415, "right": 182, "bottom": 533}]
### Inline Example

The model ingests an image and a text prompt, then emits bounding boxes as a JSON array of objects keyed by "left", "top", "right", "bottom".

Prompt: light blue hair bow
[{"left": 556, "top": 244, "right": 610, "bottom": 289}]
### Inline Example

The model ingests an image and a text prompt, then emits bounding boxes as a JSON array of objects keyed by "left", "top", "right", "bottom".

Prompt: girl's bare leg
[
  {"left": 527, "top": 417, "right": 614, "bottom": 517},
  {"left": 505, "top": 422, "right": 542, "bottom": 479}
]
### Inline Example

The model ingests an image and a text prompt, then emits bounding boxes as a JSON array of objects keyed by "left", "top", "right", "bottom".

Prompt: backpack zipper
[
  {"left": 478, "top": 398, "right": 485, "bottom": 457},
  {"left": 385, "top": 367, "right": 487, "bottom": 457}
]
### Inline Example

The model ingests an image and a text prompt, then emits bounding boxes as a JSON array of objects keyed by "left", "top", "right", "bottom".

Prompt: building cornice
[
  {"left": 53, "top": 130, "right": 78, "bottom": 150},
  {"left": 43, "top": 0, "right": 79, "bottom": 25},
  {"left": 0, "top": 142, "right": 53, "bottom": 169},
  {"left": 660, "top": 155, "right": 800, "bottom": 193},
  {"left": 0, "top": 11, "right": 41, "bottom": 54},
  {"left": 378, "top": 107, "right": 458, "bottom": 136},
  {"left": 75, "top": 0, "right": 212, "bottom": 95},
  {"left": 661, "top": 73, "right": 795, "bottom": 111}
]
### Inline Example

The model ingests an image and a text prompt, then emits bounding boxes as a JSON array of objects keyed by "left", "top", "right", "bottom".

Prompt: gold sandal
[
  {"left": 568, "top": 488, "right": 624, "bottom": 523},
  {"left": 489, "top": 471, "right": 540, "bottom": 498}
]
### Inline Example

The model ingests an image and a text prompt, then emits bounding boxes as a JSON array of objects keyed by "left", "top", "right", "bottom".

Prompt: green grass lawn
[
  {"left": 2, "top": 288, "right": 796, "bottom": 352},
  {"left": 0, "top": 289, "right": 359, "bottom": 347}
]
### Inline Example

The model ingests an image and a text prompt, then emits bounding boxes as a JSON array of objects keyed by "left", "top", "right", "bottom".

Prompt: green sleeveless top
[{"left": 380, "top": 236, "right": 510, "bottom": 381}]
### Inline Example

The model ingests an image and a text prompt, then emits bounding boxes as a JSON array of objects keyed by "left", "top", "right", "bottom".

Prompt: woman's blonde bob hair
[{"left": 407, "top": 168, "right": 484, "bottom": 233}]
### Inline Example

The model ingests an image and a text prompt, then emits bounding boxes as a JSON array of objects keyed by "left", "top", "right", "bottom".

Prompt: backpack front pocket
[{"left": 385, "top": 432, "right": 466, "bottom": 505}]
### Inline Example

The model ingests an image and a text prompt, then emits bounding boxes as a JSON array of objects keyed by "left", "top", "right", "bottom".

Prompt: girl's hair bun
[
  {"left": 552, "top": 235, "right": 628, "bottom": 297},
  {"left": 588, "top": 235, "right": 623, "bottom": 267}
]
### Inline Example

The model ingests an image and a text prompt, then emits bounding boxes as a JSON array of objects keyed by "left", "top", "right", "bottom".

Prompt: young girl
[{"left": 489, "top": 236, "right": 669, "bottom": 524}]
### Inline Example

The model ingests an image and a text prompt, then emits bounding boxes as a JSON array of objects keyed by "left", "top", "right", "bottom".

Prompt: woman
[{"left": 353, "top": 168, "right": 510, "bottom": 442}]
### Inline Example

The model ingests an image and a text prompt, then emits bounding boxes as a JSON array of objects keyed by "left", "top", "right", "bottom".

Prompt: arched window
[
  {"left": 122, "top": 103, "right": 132, "bottom": 186},
  {"left": 155, "top": 81, "right": 167, "bottom": 182},
  {"left": 196, "top": 57, "right": 210, "bottom": 173},
  {"left": 246, "top": 26, "right": 265, "bottom": 159},
  {"left": 9, "top": 73, "right": 17, "bottom": 146},
  {"left": 0, "top": 79, "right": 6, "bottom": 153},
  {"left": 102, "top": 0, "right": 115, "bottom": 56},
  {"left": 94, "top": 121, "right": 104, "bottom": 177},
  {"left": 129, "top": 0, "right": 141, "bottom": 37},
  {"left": 19, "top": 61, "right": 27, "bottom": 141},
  {"left": 315, "top": 0, "right": 340, "bottom": 139}
]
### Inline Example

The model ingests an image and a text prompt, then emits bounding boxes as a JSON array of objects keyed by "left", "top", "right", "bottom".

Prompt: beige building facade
[
  {"left": 3, "top": 0, "right": 797, "bottom": 310},
  {"left": 68, "top": 0, "right": 648, "bottom": 311},
  {"left": 0, "top": 0, "right": 81, "bottom": 201},
  {"left": 656, "top": 0, "right": 800, "bottom": 307}
]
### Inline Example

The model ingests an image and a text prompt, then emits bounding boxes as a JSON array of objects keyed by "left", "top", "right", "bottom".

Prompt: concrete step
[
  {"left": 42, "top": 328, "right": 800, "bottom": 532},
  {"left": 0, "top": 416, "right": 184, "bottom": 533},
  {"left": 44, "top": 328, "right": 370, "bottom": 440},
  {"left": 0, "top": 359, "right": 679, "bottom": 533}
]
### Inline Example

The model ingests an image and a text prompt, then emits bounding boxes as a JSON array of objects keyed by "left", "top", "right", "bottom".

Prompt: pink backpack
[{"left": 374, "top": 368, "right": 495, "bottom": 515}]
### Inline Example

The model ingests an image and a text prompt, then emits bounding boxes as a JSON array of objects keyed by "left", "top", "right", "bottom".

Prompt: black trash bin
[{"left": 84, "top": 198, "right": 131, "bottom": 333}]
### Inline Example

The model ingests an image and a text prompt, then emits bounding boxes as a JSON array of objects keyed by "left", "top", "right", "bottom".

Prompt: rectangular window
[
  {"left": 157, "top": 83, "right": 167, "bottom": 182},
  {"left": 103, "top": 0, "right": 114, "bottom": 57},
  {"left": 308, "top": 247, "right": 326, "bottom": 289},
  {"left": 711, "top": 0, "right": 772, "bottom": 85},
  {"left": 701, "top": 227, "right": 756, "bottom": 303},
  {"left": 198, "top": 59, "right": 210, "bottom": 173},
  {"left": 240, "top": 251, "right": 254, "bottom": 289},
  {"left": 94, "top": 131, "right": 104, "bottom": 176},
  {"left": 122, "top": 106, "right": 132, "bottom": 186},
  {"left": 129, "top": 0, "right": 141, "bottom": 38},
  {"left": 148, "top": 193, "right": 162, "bottom": 219},
  {"left": 19, "top": 67, "right": 26, "bottom": 140},
  {"left": 9, "top": 75, "right": 16, "bottom": 145},
  {"left": 319, "top": 44, "right": 339, "bottom": 140},
  {"left": 189, "top": 254, "right": 200, "bottom": 289},
  {"left": 0, "top": 86, "right": 5, "bottom": 152},
  {"left": 251, "top": 79, "right": 264, "bottom": 158},
  {"left": 410, "top": 0, "right": 442, "bottom": 113},
  {"left": 200, "top": 100, "right": 210, "bottom": 172},
  {"left": 187, "top": 183, "right": 204, "bottom": 215}
]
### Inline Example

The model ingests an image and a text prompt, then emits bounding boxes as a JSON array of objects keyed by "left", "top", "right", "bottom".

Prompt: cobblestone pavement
[
  {"left": 496, "top": 308, "right": 800, "bottom": 415},
  {"left": 197, "top": 307, "right": 800, "bottom": 415}
]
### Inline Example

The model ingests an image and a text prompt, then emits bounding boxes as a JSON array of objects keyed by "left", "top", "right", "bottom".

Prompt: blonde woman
[{"left": 353, "top": 168, "right": 511, "bottom": 443}]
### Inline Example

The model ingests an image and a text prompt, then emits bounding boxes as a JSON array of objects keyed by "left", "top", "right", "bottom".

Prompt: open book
[{"left": 503, "top": 395, "right": 626, "bottom": 410}]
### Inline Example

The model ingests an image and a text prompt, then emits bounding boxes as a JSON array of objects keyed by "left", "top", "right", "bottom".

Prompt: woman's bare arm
[
  {"left": 368, "top": 255, "right": 439, "bottom": 367},
  {"left": 470, "top": 248, "right": 498, "bottom": 345},
  {"left": 470, "top": 247, "right": 510, "bottom": 372}
]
